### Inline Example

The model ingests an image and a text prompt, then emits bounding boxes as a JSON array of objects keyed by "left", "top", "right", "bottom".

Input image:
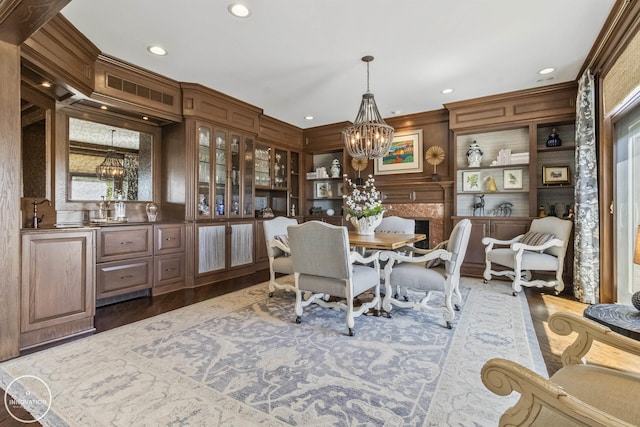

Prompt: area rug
[{"left": 0, "top": 276, "right": 546, "bottom": 426}]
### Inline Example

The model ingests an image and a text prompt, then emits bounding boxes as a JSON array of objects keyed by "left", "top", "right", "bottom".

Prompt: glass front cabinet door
[{"left": 196, "top": 124, "right": 255, "bottom": 220}]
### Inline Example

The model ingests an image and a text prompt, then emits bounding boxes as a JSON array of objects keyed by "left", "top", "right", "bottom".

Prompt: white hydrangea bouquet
[
  {"left": 343, "top": 174, "right": 383, "bottom": 218},
  {"left": 343, "top": 174, "right": 385, "bottom": 234}
]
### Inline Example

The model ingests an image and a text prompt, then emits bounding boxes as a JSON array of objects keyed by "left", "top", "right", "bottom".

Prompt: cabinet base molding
[{"left": 20, "top": 318, "right": 95, "bottom": 351}]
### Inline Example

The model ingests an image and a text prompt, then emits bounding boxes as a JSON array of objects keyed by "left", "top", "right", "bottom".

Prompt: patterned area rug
[{"left": 0, "top": 276, "right": 546, "bottom": 426}]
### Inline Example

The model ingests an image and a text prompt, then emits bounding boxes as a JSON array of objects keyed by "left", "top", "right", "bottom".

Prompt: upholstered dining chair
[
  {"left": 380, "top": 218, "right": 472, "bottom": 329},
  {"left": 263, "top": 216, "right": 298, "bottom": 296},
  {"left": 482, "top": 216, "right": 573, "bottom": 296},
  {"left": 482, "top": 311, "right": 640, "bottom": 426},
  {"left": 287, "top": 220, "right": 381, "bottom": 336}
]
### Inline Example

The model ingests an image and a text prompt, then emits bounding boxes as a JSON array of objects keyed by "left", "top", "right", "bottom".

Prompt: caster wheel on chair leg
[
  {"left": 512, "top": 291, "right": 517, "bottom": 297},
  {"left": 348, "top": 328, "right": 355, "bottom": 337},
  {"left": 295, "top": 316, "right": 301, "bottom": 324},
  {"left": 454, "top": 304, "right": 460, "bottom": 311},
  {"left": 483, "top": 279, "right": 488, "bottom": 284},
  {"left": 446, "top": 322, "right": 452, "bottom": 329},
  {"left": 268, "top": 292, "right": 274, "bottom": 297}
]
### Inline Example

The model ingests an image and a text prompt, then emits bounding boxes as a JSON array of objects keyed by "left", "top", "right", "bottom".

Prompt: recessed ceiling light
[
  {"left": 100, "top": 105, "right": 108, "bottom": 110},
  {"left": 41, "top": 82, "right": 52, "bottom": 88},
  {"left": 228, "top": 3, "right": 250, "bottom": 18},
  {"left": 391, "top": 110, "right": 402, "bottom": 115},
  {"left": 304, "top": 116, "right": 314, "bottom": 120},
  {"left": 538, "top": 67, "right": 555, "bottom": 75},
  {"left": 441, "top": 88, "right": 454, "bottom": 94},
  {"left": 142, "top": 116, "right": 149, "bottom": 121},
  {"left": 147, "top": 45, "right": 167, "bottom": 56}
]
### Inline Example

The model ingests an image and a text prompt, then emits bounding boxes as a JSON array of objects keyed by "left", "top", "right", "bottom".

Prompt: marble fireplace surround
[{"left": 383, "top": 203, "right": 444, "bottom": 248}]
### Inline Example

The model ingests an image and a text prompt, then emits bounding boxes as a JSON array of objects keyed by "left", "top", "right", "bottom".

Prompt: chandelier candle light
[
  {"left": 96, "top": 129, "right": 126, "bottom": 180},
  {"left": 342, "top": 56, "right": 395, "bottom": 159},
  {"left": 343, "top": 174, "right": 385, "bottom": 235}
]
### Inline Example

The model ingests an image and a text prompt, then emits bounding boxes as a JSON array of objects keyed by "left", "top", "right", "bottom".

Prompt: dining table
[{"left": 348, "top": 231, "right": 427, "bottom": 250}]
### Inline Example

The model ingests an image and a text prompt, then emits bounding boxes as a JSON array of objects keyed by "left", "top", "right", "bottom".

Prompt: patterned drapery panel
[{"left": 573, "top": 70, "right": 600, "bottom": 304}]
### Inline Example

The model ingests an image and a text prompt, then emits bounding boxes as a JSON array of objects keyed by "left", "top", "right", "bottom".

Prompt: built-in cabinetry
[
  {"left": 96, "top": 225, "right": 153, "bottom": 300},
  {"left": 153, "top": 223, "right": 186, "bottom": 295},
  {"left": 304, "top": 150, "right": 345, "bottom": 225},
  {"left": 195, "top": 221, "right": 254, "bottom": 283},
  {"left": 196, "top": 123, "right": 255, "bottom": 219},
  {"left": 254, "top": 143, "right": 291, "bottom": 216},
  {"left": 446, "top": 82, "right": 578, "bottom": 277},
  {"left": 20, "top": 228, "right": 96, "bottom": 350}
]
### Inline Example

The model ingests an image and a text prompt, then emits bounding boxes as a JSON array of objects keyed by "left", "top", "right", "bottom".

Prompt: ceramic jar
[{"left": 466, "top": 141, "right": 483, "bottom": 168}]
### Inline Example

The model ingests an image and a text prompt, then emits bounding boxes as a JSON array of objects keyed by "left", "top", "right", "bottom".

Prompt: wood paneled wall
[{"left": 0, "top": 40, "right": 22, "bottom": 360}]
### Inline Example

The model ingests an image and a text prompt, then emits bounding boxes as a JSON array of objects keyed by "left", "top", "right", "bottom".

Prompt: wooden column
[{"left": 0, "top": 40, "right": 21, "bottom": 361}]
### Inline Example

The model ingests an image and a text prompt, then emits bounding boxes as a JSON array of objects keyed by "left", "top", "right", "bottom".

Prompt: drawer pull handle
[
  {"left": 165, "top": 237, "right": 173, "bottom": 241},
  {"left": 120, "top": 275, "right": 134, "bottom": 280},
  {"left": 121, "top": 241, "right": 134, "bottom": 245},
  {"left": 165, "top": 268, "right": 176, "bottom": 272}
]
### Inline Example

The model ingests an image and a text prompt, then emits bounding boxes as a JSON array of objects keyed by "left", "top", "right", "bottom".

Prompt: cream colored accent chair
[
  {"left": 380, "top": 218, "right": 471, "bottom": 329},
  {"left": 263, "top": 216, "right": 298, "bottom": 296},
  {"left": 287, "top": 220, "right": 381, "bottom": 336},
  {"left": 482, "top": 311, "right": 640, "bottom": 426},
  {"left": 482, "top": 217, "right": 573, "bottom": 296}
]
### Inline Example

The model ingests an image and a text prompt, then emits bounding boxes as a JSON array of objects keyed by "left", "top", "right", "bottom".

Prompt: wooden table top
[{"left": 348, "top": 232, "right": 427, "bottom": 250}]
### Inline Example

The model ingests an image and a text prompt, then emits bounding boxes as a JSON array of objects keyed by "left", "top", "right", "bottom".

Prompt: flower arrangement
[{"left": 342, "top": 174, "right": 384, "bottom": 219}]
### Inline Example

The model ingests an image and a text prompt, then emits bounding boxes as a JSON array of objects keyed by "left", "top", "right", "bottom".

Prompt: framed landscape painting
[{"left": 374, "top": 129, "right": 423, "bottom": 175}]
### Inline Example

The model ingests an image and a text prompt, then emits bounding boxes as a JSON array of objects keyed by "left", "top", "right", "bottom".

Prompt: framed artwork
[
  {"left": 374, "top": 129, "right": 423, "bottom": 175},
  {"left": 315, "top": 182, "right": 328, "bottom": 198},
  {"left": 462, "top": 171, "right": 482, "bottom": 192},
  {"left": 542, "top": 166, "right": 571, "bottom": 184},
  {"left": 503, "top": 168, "right": 523, "bottom": 190}
]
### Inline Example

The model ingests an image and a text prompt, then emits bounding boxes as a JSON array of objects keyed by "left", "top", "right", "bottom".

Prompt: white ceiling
[{"left": 60, "top": 0, "right": 616, "bottom": 129}]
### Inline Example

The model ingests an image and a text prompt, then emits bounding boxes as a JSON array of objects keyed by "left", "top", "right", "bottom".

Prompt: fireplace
[
  {"left": 383, "top": 203, "right": 444, "bottom": 247},
  {"left": 414, "top": 220, "right": 430, "bottom": 249}
]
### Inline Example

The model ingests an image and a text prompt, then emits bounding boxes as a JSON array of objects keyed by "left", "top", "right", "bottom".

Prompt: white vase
[{"left": 349, "top": 213, "right": 383, "bottom": 235}]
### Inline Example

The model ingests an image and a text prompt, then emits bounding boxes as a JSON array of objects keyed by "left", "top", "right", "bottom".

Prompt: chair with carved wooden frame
[
  {"left": 287, "top": 220, "right": 381, "bottom": 336},
  {"left": 380, "top": 218, "right": 471, "bottom": 329},
  {"left": 263, "top": 216, "right": 298, "bottom": 296},
  {"left": 482, "top": 311, "right": 640, "bottom": 426},
  {"left": 482, "top": 216, "right": 573, "bottom": 296}
]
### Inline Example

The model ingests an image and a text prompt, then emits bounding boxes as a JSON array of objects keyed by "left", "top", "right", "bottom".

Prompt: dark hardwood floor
[{"left": 1, "top": 273, "right": 637, "bottom": 426}]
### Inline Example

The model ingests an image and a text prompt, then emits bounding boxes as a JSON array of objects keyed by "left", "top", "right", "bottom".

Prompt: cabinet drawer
[
  {"left": 155, "top": 224, "right": 185, "bottom": 254},
  {"left": 97, "top": 226, "right": 153, "bottom": 262},
  {"left": 97, "top": 257, "right": 153, "bottom": 298},
  {"left": 154, "top": 253, "right": 185, "bottom": 288}
]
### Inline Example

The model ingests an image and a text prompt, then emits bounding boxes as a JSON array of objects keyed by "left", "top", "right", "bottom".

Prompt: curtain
[{"left": 573, "top": 70, "right": 600, "bottom": 304}]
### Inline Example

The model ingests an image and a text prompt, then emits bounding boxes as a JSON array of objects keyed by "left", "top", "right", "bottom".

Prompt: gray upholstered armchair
[
  {"left": 287, "top": 220, "right": 381, "bottom": 336},
  {"left": 482, "top": 311, "right": 640, "bottom": 426},
  {"left": 380, "top": 218, "right": 471, "bottom": 329},
  {"left": 482, "top": 216, "right": 573, "bottom": 296},
  {"left": 263, "top": 216, "right": 298, "bottom": 296}
]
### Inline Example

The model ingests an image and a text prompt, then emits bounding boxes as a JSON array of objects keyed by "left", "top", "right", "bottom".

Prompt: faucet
[{"left": 31, "top": 199, "right": 51, "bottom": 229}]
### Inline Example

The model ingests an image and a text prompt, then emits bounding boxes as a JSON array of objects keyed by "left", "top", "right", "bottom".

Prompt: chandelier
[
  {"left": 96, "top": 129, "right": 126, "bottom": 180},
  {"left": 343, "top": 56, "right": 394, "bottom": 159}
]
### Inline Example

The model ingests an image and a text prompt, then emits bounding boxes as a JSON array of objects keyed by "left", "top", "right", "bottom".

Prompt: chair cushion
[
  {"left": 425, "top": 240, "right": 448, "bottom": 268},
  {"left": 532, "top": 364, "right": 640, "bottom": 426},
  {"left": 520, "top": 231, "right": 555, "bottom": 252},
  {"left": 274, "top": 234, "right": 290, "bottom": 255},
  {"left": 272, "top": 256, "right": 293, "bottom": 274},
  {"left": 390, "top": 263, "right": 446, "bottom": 292},
  {"left": 298, "top": 264, "right": 378, "bottom": 298},
  {"left": 486, "top": 248, "right": 559, "bottom": 271}
]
